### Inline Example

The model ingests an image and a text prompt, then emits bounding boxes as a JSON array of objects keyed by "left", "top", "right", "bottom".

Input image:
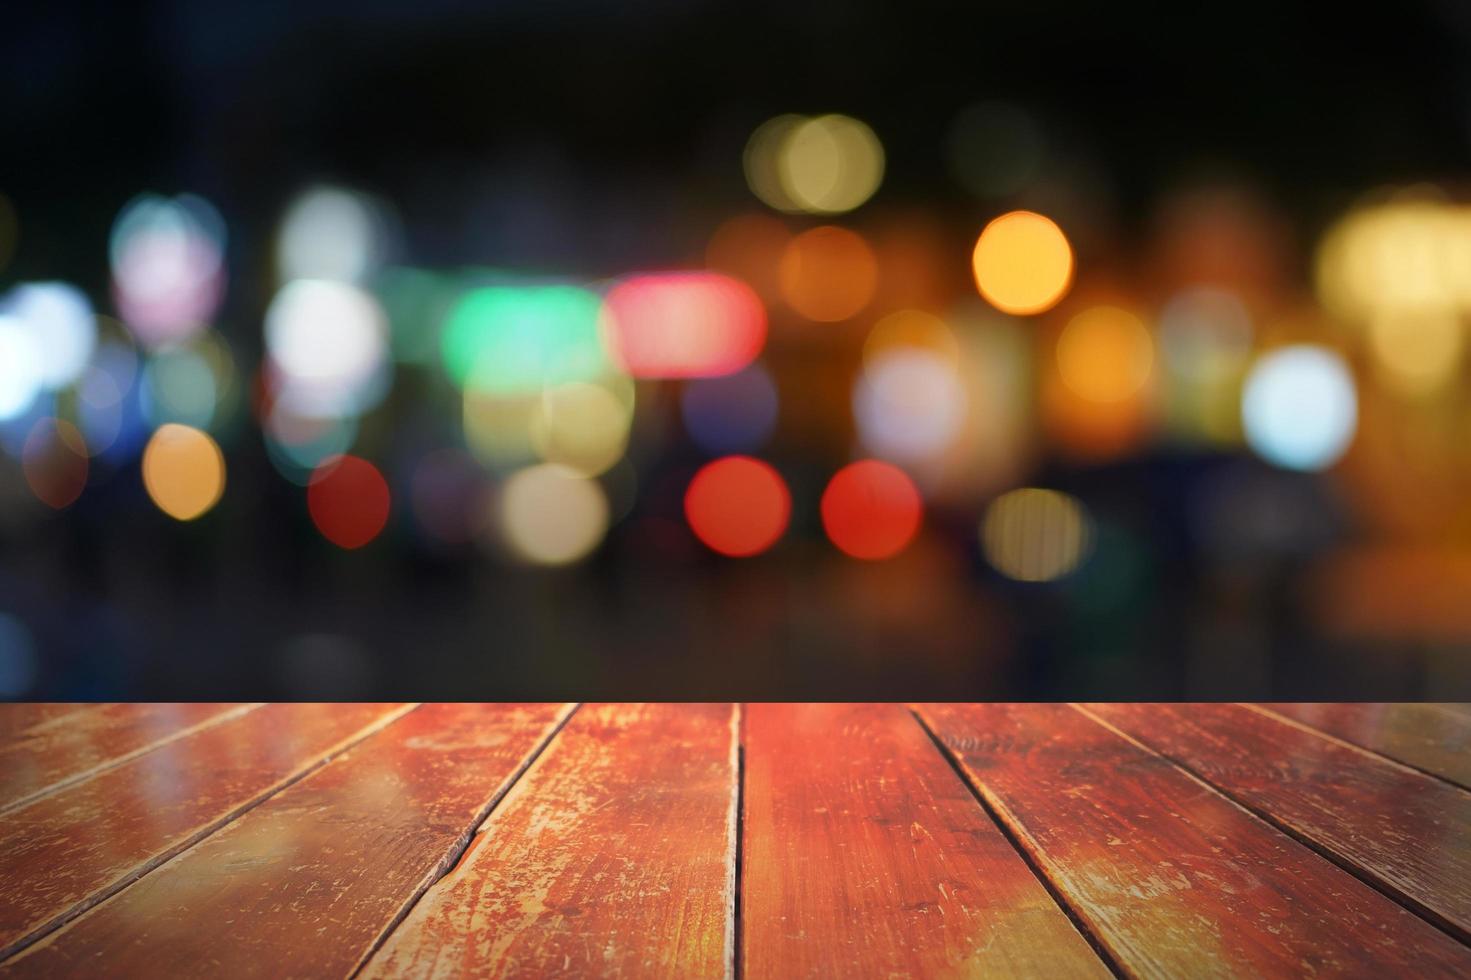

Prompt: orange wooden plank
[
  {"left": 1260, "top": 703, "right": 1471, "bottom": 790},
  {"left": 742, "top": 703, "right": 1109, "bottom": 979},
  {"left": 1085, "top": 701, "right": 1471, "bottom": 940},
  {"left": 2, "top": 703, "right": 571, "bottom": 979},
  {"left": 362, "top": 703, "right": 737, "bottom": 979},
  {"left": 918, "top": 703, "right": 1471, "bottom": 977},
  {"left": 0, "top": 703, "right": 257, "bottom": 814},
  {"left": 0, "top": 702, "right": 412, "bottom": 961},
  {"left": 0, "top": 705, "right": 96, "bottom": 743}
]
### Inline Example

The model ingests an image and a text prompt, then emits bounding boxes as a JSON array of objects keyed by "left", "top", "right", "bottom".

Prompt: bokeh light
[
  {"left": 684, "top": 456, "right": 791, "bottom": 557},
  {"left": 601, "top": 272, "right": 766, "bottom": 378},
  {"left": 820, "top": 460, "right": 922, "bottom": 560},
  {"left": 1315, "top": 197, "right": 1471, "bottom": 322},
  {"left": 142, "top": 423, "right": 226, "bottom": 520},
  {"left": 776, "top": 114, "right": 884, "bottom": 215},
  {"left": 862, "top": 309, "right": 959, "bottom": 368},
  {"left": 680, "top": 364, "right": 779, "bottom": 455},
  {"left": 308, "top": 455, "right": 391, "bottom": 549},
  {"left": 971, "top": 211, "right": 1073, "bottom": 315},
  {"left": 140, "top": 343, "right": 220, "bottom": 430},
  {"left": 853, "top": 346, "right": 966, "bottom": 463},
  {"left": 1242, "top": 345, "right": 1357, "bottom": 471},
  {"left": 1367, "top": 311, "right": 1462, "bottom": 396},
  {"left": 442, "top": 284, "right": 606, "bottom": 394},
  {"left": 743, "top": 114, "right": 806, "bottom": 212},
  {"left": 1056, "top": 305, "right": 1155, "bottom": 403},
  {"left": 265, "top": 279, "right": 390, "bottom": 418},
  {"left": 277, "top": 186, "right": 394, "bottom": 285},
  {"left": 499, "top": 463, "right": 609, "bottom": 566},
  {"left": 778, "top": 226, "right": 878, "bottom": 322},
  {"left": 1158, "top": 287, "right": 1252, "bottom": 381},
  {"left": 981, "top": 487, "right": 1092, "bottom": 582},
  {"left": 109, "top": 193, "right": 226, "bottom": 347},
  {"left": 529, "top": 381, "right": 633, "bottom": 476},
  {"left": 22, "top": 418, "right": 88, "bottom": 509},
  {"left": 265, "top": 404, "right": 359, "bottom": 485},
  {"left": 410, "top": 448, "right": 485, "bottom": 546},
  {"left": 0, "top": 315, "right": 43, "bottom": 421},
  {"left": 3, "top": 282, "right": 96, "bottom": 389}
]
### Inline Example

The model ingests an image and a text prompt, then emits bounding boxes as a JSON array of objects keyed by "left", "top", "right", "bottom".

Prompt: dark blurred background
[{"left": 4, "top": 0, "right": 1471, "bottom": 700}]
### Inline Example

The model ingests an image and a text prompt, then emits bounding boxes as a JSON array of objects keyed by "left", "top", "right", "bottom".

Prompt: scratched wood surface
[
  {"left": 0, "top": 703, "right": 256, "bottom": 815},
  {"left": 2, "top": 704, "right": 571, "bottom": 979},
  {"left": 741, "top": 703, "right": 1108, "bottom": 979},
  {"left": 1259, "top": 703, "right": 1471, "bottom": 790},
  {"left": 918, "top": 702, "right": 1471, "bottom": 977},
  {"left": 362, "top": 703, "right": 737, "bottom": 979},
  {"left": 0, "top": 702, "right": 411, "bottom": 961},
  {"left": 1085, "top": 701, "right": 1471, "bottom": 940},
  {"left": 0, "top": 702, "right": 1469, "bottom": 978}
]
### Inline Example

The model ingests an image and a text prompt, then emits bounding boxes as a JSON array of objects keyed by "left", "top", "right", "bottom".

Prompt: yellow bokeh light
[
  {"left": 499, "top": 463, "right": 609, "bottom": 566},
  {"left": 981, "top": 487, "right": 1091, "bottom": 582},
  {"left": 529, "top": 380, "right": 634, "bottom": 476},
  {"left": 141, "top": 423, "right": 226, "bottom": 521},
  {"left": 1056, "top": 306, "right": 1154, "bottom": 404},
  {"left": 743, "top": 115, "right": 805, "bottom": 213},
  {"left": 1368, "top": 311, "right": 1463, "bottom": 396},
  {"left": 862, "top": 309, "right": 959, "bottom": 368},
  {"left": 777, "top": 114, "right": 884, "bottom": 215},
  {"left": 971, "top": 210, "right": 1073, "bottom": 315},
  {"left": 1315, "top": 197, "right": 1471, "bottom": 321}
]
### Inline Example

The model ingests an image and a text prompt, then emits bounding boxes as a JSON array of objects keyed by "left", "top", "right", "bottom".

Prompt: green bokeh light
[{"left": 441, "top": 285, "right": 607, "bottom": 394}]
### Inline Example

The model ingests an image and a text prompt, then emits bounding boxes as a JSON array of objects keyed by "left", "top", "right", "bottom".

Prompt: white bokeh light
[
  {"left": 0, "top": 315, "right": 43, "bottom": 420},
  {"left": 4, "top": 282, "right": 96, "bottom": 390},
  {"left": 265, "top": 280, "right": 389, "bottom": 418},
  {"left": 1242, "top": 345, "right": 1357, "bottom": 471},
  {"left": 853, "top": 347, "right": 966, "bottom": 463}
]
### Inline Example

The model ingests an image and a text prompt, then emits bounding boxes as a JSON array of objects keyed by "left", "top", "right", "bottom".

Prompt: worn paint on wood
[
  {"left": 0, "top": 702, "right": 412, "bottom": 961},
  {"left": 2, "top": 704, "right": 571, "bottom": 979},
  {"left": 0, "top": 703, "right": 257, "bottom": 815},
  {"left": 742, "top": 703, "right": 1109, "bottom": 979},
  {"left": 362, "top": 703, "right": 737, "bottom": 980},
  {"left": 1260, "top": 702, "right": 1471, "bottom": 791},
  {"left": 0, "top": 705, "right": 96, "bottom": 743},
  {"left": 1085, "top": 701, "right": 1471, "bottom": 940},
  {"left": 918, "top": 703, "right": 1471, "bottom": 978}
]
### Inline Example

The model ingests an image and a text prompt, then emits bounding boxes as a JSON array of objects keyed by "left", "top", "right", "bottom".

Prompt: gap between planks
[
  {"left": 907, "top": 706, "right": 1129, "bottom": 980},
  {"left": 0, "top": 702, "right": 421, "bottom": 966},
  {"left": 345, "top": 702, "right": 583, "bottom": 979},
  {"left": 1070, "top": 702, "right": 1471, "bottom": 948},
  {"left": 0, "top": 703, "right": 264, "bottom": 817}
]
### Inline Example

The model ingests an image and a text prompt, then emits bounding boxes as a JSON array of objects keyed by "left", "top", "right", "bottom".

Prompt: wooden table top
[{"left": 0, "top": 703, "right": 1468, "bottom": 978}]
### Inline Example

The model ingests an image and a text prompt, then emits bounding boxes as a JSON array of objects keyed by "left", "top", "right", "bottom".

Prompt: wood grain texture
[
  {"left": 1260, "top": 703, "right": 1471, "bottom": 790},
  {"left": 362, "top": 703, "right": 737, "bottom": 980},
  {"left": 2, "top": 703, "right": 572, "bottom": 980},
  {"left": 0, "top": 705, "right": 96, "bottom": 743},
  {"left": 0, "top": 703, "right": 257, "bottom": 815},
  {"left": 0, "top": 702, "right": 412, "bottom": 962},
  {"left": 918, "top": 702, "right": 1471, "bottom": 978},
  {"left": 1085, "top": 701, "right": 1471, "bottom": 940},
  {"left": 742, "top": 703, "right": 1110, "bottom": 979}
]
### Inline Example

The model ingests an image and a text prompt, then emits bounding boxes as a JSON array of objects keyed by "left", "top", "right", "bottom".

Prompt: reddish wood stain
[
  {"left": 918, "top": 703, "right": 1471, "bottom": 977},
  {"left": 0, "top": 702, "right": 412, "bottom": 961},
  {"left": 361, "top": 703, "right": 737, "bottom": 979},
  {"left": 1086, "top": 701, "right": 1471, "bottom": 940},
  {"left": 742, "top": 703, "right": 1109, "bottom": 978},
  {"left": 0, "top": 705, "right": 96, "bottom": 742},
  {"left": 1261, "top": 702, "right": 1471, "bottom": 791},
  {"left": 2, "top": 703, "right": 570, "bottom": 979},
  {"left": 0, "top": 703, "right": 257, "bottom": 814}
]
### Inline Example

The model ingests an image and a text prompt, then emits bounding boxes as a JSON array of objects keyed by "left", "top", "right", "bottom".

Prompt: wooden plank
[
  {"left": 742, "top": 703, "right": 1110, "bottom": 979},
  {"left": 0, "top": 702, "right": 413, "bottom": 962},
  {"left": 0, "top": 705, "right": 97, "bottom": 743},
  {"left": 361, "top": 703, "right": 737, "bottom": 979},
  {"left": 1258, "top": 704, "right": 1471, "bottom": 790},
  {"left": 1086, "top": 701, "right": 1471, "bottom": 940},
  {"left": 0, "top": 703, "right": 258, "bottom": 814},
  {"left": 918, "top": 703, "right": 1471, "bottom": 978},
  {"left": 2, "top": 703, "right": 572, "bottom": 979}
]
